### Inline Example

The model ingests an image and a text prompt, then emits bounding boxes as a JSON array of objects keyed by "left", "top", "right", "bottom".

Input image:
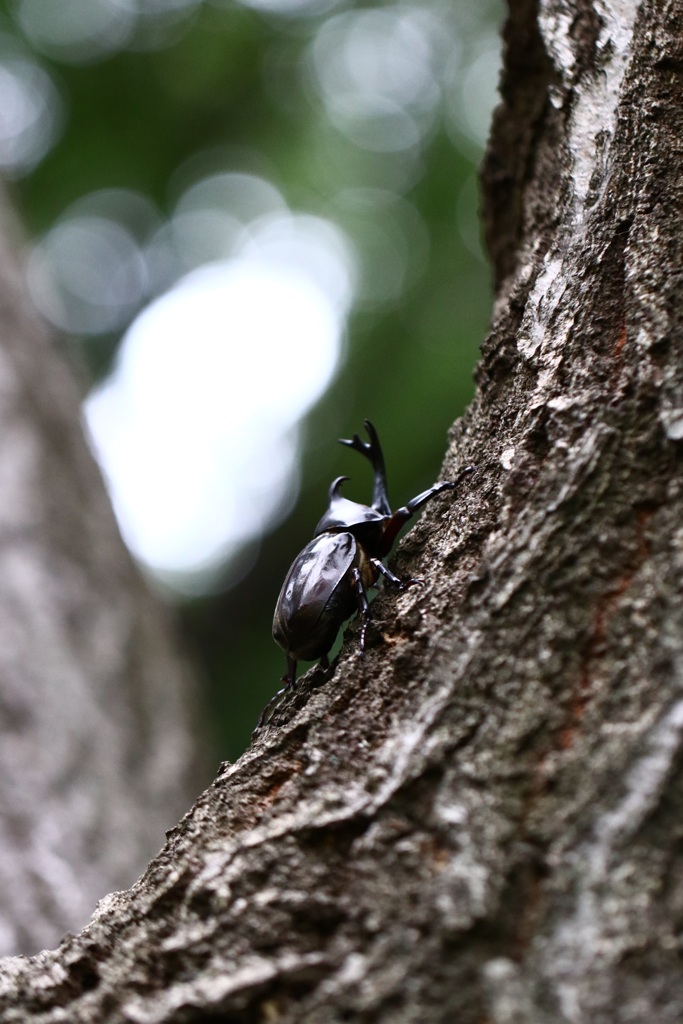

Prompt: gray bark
[
  {"left": 1, "top": 0, "right": 682, "bottom": 1021},
  {"left": 0, "top": 195, "right": 205, "bottom": 957}
]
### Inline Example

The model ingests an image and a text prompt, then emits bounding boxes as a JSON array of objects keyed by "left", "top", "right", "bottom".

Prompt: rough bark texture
[
  {"left": 2, "top": 0, "right": 682, "bottom": 1020},
  {"left": 0, "top": 194, "right": 205, "bottom": 957}
]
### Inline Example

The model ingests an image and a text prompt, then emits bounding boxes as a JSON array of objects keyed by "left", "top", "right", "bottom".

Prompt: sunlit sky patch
[{"left": 81, "top": 185, "right": 354, "bottom": 592}]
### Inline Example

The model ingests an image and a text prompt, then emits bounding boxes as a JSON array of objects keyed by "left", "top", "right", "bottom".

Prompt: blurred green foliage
[{"left": 2, "top": 0, "right": 503, "bottom": 758}]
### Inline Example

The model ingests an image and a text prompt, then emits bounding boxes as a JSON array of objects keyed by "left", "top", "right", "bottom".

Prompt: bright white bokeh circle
[{"left": 85, "top": 254, "right": 350, "bottom": 587}]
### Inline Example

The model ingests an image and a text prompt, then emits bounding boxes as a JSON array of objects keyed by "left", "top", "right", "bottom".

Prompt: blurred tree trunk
[
  {"left": 0, "top": 194, "right": 206, "bottom": 957},
  {"left": 2, "top": 1, "right": 683, "bottom": 1021}
]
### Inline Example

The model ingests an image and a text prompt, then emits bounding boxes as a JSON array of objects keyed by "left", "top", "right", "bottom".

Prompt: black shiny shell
[{"left": 273, "top": 532, "right": 360, "bottom": 662}]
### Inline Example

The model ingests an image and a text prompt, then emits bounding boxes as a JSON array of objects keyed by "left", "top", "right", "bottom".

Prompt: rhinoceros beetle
[{"left": 261, "top": 421, "right": 472, "bottom": 725}]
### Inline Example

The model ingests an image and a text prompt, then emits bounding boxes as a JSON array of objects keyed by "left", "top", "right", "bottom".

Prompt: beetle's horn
[
  {"left": 339, "top": 420, "right": 391, "bottom": 516},
  {"left": 329, "top": 476, "right": 350, "bottom": 501}
]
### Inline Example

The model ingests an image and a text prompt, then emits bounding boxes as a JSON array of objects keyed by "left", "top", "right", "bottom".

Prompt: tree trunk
[
  {"left": 2, "top": 0, "right": 682, "bottom": 1021},
  {"left": 0, "top": 194, "right": 205, "bottom": 958}
]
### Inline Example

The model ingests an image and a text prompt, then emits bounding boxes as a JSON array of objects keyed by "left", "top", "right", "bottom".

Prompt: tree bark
[
  {"left": 0, "top": 194, "right": 205, "bottom": 958},
  {"left": 2, "top": 0, "right": 683, "bottom": 1021}
]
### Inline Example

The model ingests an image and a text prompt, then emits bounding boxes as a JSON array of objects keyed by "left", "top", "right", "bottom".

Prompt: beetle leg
[
  {"left": 371, "top": 558, "right": 423, "bottom": 590},
  {"left": 382, "top": 465, "right": 475, "bottom": 550},
  {"left": 404, "top": 464, "right": 476, "bottom": 515},
  {"left": 401, "top": 479, "right": 455, "bottom": 517},
  {"left": 256, "top": 656, "right": 297, "bottom": 729},
  {"left": 350, "top": 566, "right": 371, "bottom": 653},
  {"left": 283, "top": 655, "right": 297, "bottom": 687}
]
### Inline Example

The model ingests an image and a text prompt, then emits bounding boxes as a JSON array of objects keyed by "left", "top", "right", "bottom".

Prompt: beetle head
[{"left": 314, "top": 476, "right": 386, "bottom": 536}]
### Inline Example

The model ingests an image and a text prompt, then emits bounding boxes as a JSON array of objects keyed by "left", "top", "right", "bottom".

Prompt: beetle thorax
[{"left": 314, "top": 476, "right": 386, "bottom": 537}]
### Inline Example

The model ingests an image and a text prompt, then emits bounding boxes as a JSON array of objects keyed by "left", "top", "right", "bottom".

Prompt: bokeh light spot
[
  {"left": 27, "top": 214, "right": 148, "bottom": 335},
  {"left": 445, "top": 34, "right": 502, "bottom": 150},
  {"left": 14, "top": 0, "right": 203, "bottom": 63},
  {"left": 16, "top": 0, "right": 136, "bottom": 63},
  {"left": 84, "top": 209, "right": 354, "bottom": 591},
  {"left": 309, "top": 7, "right": 443, "bottom": 153},
  {"left": 227, "top": 0, "right": 345, "bottom": 18},
  {"left": 0, "top": 50, "right": 62, "bottom": 176}
]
